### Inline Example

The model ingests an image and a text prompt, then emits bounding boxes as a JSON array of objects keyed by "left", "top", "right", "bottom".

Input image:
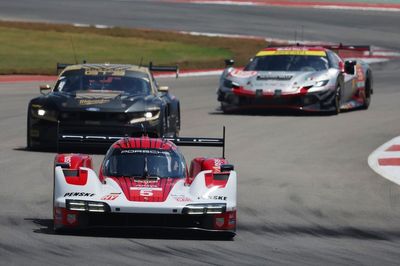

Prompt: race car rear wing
[
  {"left": 56, "top": 62, "right": 180, "bottom": 77},
  {"left": 148, "top": 62, "right": 179, "bottom": 78},
  {"left": 165, "top": 126, "right": 226, "bottom": 158},
  {"left": 57, "top": 63, "right": 73, "bottom": 74}
]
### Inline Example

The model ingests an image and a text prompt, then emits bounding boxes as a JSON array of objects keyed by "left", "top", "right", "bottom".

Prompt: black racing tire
[
  {"left": 331, "top": 85, "right": 341, "bottom": 115},
  {"left": 361, "top": 77, "right": 372, "bottom": 110},
  {"left": 26, "top": 111, "right": 36, "bottom": 151}
]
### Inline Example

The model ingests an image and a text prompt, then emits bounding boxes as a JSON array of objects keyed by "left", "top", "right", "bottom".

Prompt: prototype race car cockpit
[{"left": 103, "top": 148, "right": 186, "bottom": 178}]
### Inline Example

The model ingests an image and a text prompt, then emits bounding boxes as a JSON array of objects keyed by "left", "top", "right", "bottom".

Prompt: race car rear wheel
[
  {"left": 331, "top": 86, "right": 341, "bottom": 115},
  {"left": 361, "top": 77, "right": 371, "bottom": 109}
]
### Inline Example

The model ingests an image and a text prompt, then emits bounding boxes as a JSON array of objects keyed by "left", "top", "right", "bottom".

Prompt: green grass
[{"left": 0, "top": 21, "right": 267, "bottom": 75}]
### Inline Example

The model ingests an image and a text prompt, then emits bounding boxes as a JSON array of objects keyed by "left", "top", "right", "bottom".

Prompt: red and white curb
[
  {"left": 368, "top": 137, "right": 400, "bottom": 185},
  {"left": 169, "top": 0, "right": 400, "bottom": 12}
]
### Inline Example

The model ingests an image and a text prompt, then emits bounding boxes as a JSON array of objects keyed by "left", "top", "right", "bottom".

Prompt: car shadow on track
[
  {"left": 209, "top": 108, "right": 361, "bottom": 117},
  {"left": 26, "top": 218, "right": 234, "bottom": 241}
]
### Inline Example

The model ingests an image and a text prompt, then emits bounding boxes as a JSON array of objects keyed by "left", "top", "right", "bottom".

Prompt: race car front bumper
[
  {"left": 218, "top": 86, "right": 336, "bottom": 112},
  {"left": 53, "top": 207, "right": 236, "bottom": 235}
]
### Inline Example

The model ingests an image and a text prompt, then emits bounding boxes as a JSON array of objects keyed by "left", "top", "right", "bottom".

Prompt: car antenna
[
  {"left": 222, "top": 126, "right": 226, "bottom": 159},
  {"left": 69, "top": 35, "right": 78, "bottom": 64}
]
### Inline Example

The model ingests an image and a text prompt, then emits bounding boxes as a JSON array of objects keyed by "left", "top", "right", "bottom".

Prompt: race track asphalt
[{"left": 1, "top": 1, "right": 400, "bottom": 265}]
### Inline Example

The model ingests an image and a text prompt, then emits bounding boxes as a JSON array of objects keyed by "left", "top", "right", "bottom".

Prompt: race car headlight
[
  {"left": 31, "top": 107, "right": 58, "bottom": 122},
  {"left": 129, "top": 110, "right": 160, "bottom": 124},
  {"left": 66, "top": 200, "right": 110, "bottom": 213},
  {"left": 314, "top": 80, "right": 329, "bottom": 87},
  {"left": 182, "top": 203, "right": 227, "bottom": 215}
]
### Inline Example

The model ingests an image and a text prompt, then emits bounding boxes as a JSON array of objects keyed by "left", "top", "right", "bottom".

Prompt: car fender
[
  {"left": 54, "top": 167, "right": 103, "bottom": 207},
  {"left": 189, "top": 170, "right": 237, "bottom": 209}
]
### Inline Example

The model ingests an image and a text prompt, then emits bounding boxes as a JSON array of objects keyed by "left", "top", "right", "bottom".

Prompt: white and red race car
[{"left": 53, "top": 131, "right": 237, "bottom": 237}]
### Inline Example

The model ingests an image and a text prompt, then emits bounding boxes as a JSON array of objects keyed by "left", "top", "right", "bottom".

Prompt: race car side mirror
[
  {"left": 224, "top": 59, "right": 235, "bottom": 67},
  {"left": 344, "top": 60, "right": 357, "bottom": 75},
  {"left": 220, "top": 164, "right": 234, "bottom": 172},
  {"left": 158, "top": 86, "right": 169, "bottom": 93},
  {"left": 39, "top": 84, "right": 52, "bottom": 95}
]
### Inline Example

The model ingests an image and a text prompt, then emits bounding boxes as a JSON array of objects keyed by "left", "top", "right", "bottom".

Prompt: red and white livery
[{"left": 53, "top": 131, "right": 237, "bottom": 238}]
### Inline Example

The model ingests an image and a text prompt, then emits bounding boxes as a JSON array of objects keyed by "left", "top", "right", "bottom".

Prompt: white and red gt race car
[{"left": 53, "top": 130, "right": 237, "bottom": 238}]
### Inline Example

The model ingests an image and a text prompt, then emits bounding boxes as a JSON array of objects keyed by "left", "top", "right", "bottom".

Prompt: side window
[{"left": 327, "top": 51, "right": 340, "bottom": 69}]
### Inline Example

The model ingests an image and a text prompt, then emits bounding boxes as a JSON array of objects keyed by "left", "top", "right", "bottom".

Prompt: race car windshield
[
  {"left": 104, "top": 149, "right": 186, "bottom": 178},
  {"left": 55, "top": 71, "right": 151, "bottom": 95},
  {"left": 244, "top": 55, "right": 329, "bottom": 72}
]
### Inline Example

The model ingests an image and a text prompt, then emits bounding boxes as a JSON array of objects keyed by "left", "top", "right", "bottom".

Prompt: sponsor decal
[
  {"left": 213, "top": 159, "right": 224, "bottom": 173},
  {"left": 64, "top": 192, "right": 95, "bottom": 197},
  {"left": 257, "top": 50, "right": 326, "bottom": 57},
  {"left": 101, "top": 193, "right": 121, "bottom": 201},
  {"left": 64, "top": 156, "right": 72, "bottom": 164},
  {"left": 79, "top": 99, "right": 110, "bottom": 105},
  {"left": 174, "top": 196, "right": 192, "bottom": 202},
  {"left": 257, "top": 75, "right": 293, "bottom": 81},
  {"left": 209, "top": 195, "right": 227, "bottom": 201},
  {"left": 130, "top": 187, "right": 162, "bottom": 197},
  {"left": 230, "top": 69, "right": 257, "bottom": 78},
  {"left": 215, "top": 217, "right": 225, "bottom": 228},
  {"left": 121, "top": 149, "right": 170, "bottom": 155}
]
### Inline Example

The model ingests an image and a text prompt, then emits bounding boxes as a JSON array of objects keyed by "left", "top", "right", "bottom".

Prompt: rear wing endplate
[{"left": 165, "top": 127, "right": 226, "bottom": 158}]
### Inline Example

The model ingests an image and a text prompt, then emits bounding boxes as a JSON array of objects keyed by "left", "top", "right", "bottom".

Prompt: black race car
[{"left": 27, "top": 63, "right": 180, "bottom": 150}]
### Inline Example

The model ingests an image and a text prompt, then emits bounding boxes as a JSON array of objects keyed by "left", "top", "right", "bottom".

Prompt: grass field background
[{"left": 0, "top": 21, "right": 267, "bottom": 75}]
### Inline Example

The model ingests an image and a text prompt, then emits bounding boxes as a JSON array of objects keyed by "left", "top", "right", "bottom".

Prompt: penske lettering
[
  {"left": 64, "top": 192, "right": 95, "bottom": 197},
  {"left": 209, "top": 195, "right": 227, "bottom": 201}
]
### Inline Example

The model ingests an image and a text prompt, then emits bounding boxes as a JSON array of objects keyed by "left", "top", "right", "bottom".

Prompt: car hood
[
  {"left": 109, "top": 177, "right": 181, "bottom": 202},
  {"left": 46, "top": 91, "right": 159, "bottom": 112},
  {"left": 227, "top": 69, "right": 332, "bottom": 93}
]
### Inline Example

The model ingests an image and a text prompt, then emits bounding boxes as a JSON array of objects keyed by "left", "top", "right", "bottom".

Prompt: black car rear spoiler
[
  {"left": 165, "top": 126, "right": 226, "bottom": 158},
  {"left": 57, "top": 63, "right": 73, "bottom": 74},
  {"left": 56, "top": 62, "right": 180, "bottom": 77},
  {"left": 149, "top": 62, "right": 179, "bottom": 78}
]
